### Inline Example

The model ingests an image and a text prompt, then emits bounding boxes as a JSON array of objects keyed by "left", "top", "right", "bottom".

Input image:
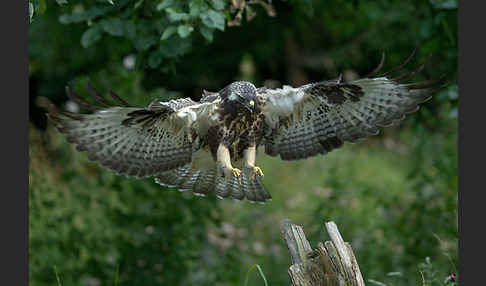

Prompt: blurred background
[{"left": 29, "top": 0, "right": 457, "bottom": 285}]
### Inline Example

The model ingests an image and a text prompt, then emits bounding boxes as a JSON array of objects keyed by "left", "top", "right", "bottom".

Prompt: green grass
[
  {"left": 244, "top": 264, "right": 268, "bottom": 286},
  {"left": 53, "top": 265, "right": 62, "bottom": 286},
  {"left": 30, "top": 119, "right": 457, "bottom": 285}
]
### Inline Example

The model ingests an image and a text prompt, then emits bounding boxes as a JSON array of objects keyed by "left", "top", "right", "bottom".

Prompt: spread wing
[
  {"left": 259, "top": 53, "right": 446, "bottom": 161},
  {"left": 39, "top": 84, "right": 220, "bottom": 178}
]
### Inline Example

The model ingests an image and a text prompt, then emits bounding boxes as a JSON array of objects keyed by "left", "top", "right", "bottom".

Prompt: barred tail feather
[
  {"left": 38, "top": 95, "right": 194, "bottom": 178},
  {"left": 155, "top": 166, "right": 272, "bottom": 203}
]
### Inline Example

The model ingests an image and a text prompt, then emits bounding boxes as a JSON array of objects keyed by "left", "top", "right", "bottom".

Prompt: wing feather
[
  {"left": 259, "top": 55, "right": 445, "bottom": 161},
  {"left": 39, "top": 85, "right": 220, "bottom": 178}
]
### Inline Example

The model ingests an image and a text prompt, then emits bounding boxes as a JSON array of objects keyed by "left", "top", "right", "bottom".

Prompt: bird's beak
[{"left": 247, "top": 100, "right": 255, "bottom": 113}]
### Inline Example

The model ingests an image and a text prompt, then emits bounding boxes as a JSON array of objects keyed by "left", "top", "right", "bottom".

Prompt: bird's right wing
[
  {"left": 258, "top": 53, "right": 446, "bottom": 161},
  {"left": 39, "top": 85, "right": 220, "bottom": 178}
]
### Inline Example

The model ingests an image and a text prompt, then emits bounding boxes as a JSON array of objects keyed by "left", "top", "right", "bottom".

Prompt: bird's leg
[
  {"left": 243, "top": 146, "right": 264, "bottom": 180},
  {"left": 217, "top": 143, "right": 241, "bottom": 181}
]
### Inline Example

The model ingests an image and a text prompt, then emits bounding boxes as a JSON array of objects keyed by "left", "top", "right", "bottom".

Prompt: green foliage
[
  {"left": 29, "top": 0, "right": 457, "bottom": 285},
  {"left": 29, "top": 0, "right": 48, "bottom": 23},
  {"left": 81, "top": 26, "right": 103, "bottom": 48},
  {"left": 48, "top": 0, "right": 234, "bottom": 69},
  {"left": 429, "top": 0, "right": 457, "bottom": 10},
  {"left": 30, "top": 126, "right": 241, "bottom": 285},
  {"left": 200, "top": 9, "right": 226, "bottom": 31},
  {"left": 29, "top": 3, "right": 34, "bottom": 23}
]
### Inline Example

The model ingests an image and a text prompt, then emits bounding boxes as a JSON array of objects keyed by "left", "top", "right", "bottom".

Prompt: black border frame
[
  {"left": 458, "top": 1, "right": 481, "bottom": 285},
  {"left": 4, "top": 1, "right": 29, "bottom": 285}
]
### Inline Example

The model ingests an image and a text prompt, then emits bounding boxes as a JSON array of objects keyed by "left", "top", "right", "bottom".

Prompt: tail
[{"left": 155, "top": 165, "right": 272, "bottom": 204}]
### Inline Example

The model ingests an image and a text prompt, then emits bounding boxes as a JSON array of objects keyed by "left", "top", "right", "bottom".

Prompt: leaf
[
  {"left": 59, "top": 7, "right": 107, "bottom": 24},
  {"left": 81, "top": 26, "right": 103, "bottom": 48},
  {"left": 165, "top": 8, "right": 190, "bottom": 22},
  {"left": 429, "top": 0, "right": 457, "bottom": 9},
  {"left": 58, "top": 1, "right": 131, "bottom": 24},
  {"left": 134, "top": 0, "right": 144, "bottom": 9},
  {"left": 156, "top": 0, "right": 174, "bottom": 11},
  {"left": 107, "top": 0, "right": 115, "bottom": 4},
  {"left": 189, "top": 1, "right": 210, "bottom": 17},
  {"left": 199, "top": 26, "right": 214, "bottom": 43},
  {"left": 200, "top": 10, "right": 225, "bottom": 31},
  {"left": 177, "top": 25, "right": 194, "bottom": 38},
  {"left": 59, "top": 15, "right": 71, "bottom": 24},
  {"left": 161, "top": 26, "right": 177, "bottom": 40},
  {"left": 210, "top": 0, "right": 226, "bottom": 10},
  {"left": 39, "top": 0, "right": 47, "bottom": 14},
  {"left": 100, "top": 18, "right": 125, "bottom": 36},
  {"left": 29, "top": 3, "right": 34, "bottom": 23},
  {"left": 56, "top": 0, "right": 68, "bottom": 5}
]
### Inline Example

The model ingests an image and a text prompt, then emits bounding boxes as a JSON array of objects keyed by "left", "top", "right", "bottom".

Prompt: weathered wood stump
[{"left": 282, "top": 219, "right": 365, "bottom": 286}]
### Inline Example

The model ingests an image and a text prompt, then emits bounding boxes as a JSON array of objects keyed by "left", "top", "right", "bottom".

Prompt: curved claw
[{"left": 252, "top": 166, "right": 264, "bottom": 180}]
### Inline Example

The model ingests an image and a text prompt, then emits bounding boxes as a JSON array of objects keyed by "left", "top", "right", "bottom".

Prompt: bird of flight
[{"left": 39, "top": 52, "right": 445, "bottom": 204}]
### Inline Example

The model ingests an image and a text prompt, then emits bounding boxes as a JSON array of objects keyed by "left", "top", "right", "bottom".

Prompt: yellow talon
[
  {"left": 252, "top": 166, "right": 264, "bottom": 180},
  {"left": 232, "top": 168, "right": 242, "bottom": 182}
]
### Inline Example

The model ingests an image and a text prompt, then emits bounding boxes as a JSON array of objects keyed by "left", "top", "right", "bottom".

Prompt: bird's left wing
[
  {"left": 259, "top": 54, "right": 445, "bottom": 161},
  {"left": 39, "top": 84, "right": 220, "bottom": 178}
]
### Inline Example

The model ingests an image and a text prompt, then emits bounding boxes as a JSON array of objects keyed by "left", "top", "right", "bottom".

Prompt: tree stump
[{"left": 282, "top": 219, "right": 365, "bottom": 286}]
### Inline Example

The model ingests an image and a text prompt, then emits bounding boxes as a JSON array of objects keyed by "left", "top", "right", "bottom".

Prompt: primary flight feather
[{"left": 39, "top": 53, "right": 445, "bottom": 203}]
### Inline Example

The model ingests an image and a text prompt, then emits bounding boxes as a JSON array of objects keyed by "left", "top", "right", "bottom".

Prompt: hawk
[{"left": 39, "top": 53, "right": 444, "bottom": 204}]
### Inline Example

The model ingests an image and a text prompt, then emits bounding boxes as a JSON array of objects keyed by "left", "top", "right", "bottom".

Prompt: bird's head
[{"left": 220, "top": 81, "right": 258, "bottom": 113}]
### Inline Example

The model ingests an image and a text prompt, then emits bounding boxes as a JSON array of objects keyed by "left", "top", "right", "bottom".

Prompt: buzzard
[{"left": 39, "top": 53, "right": 445, "bottom": 204}]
